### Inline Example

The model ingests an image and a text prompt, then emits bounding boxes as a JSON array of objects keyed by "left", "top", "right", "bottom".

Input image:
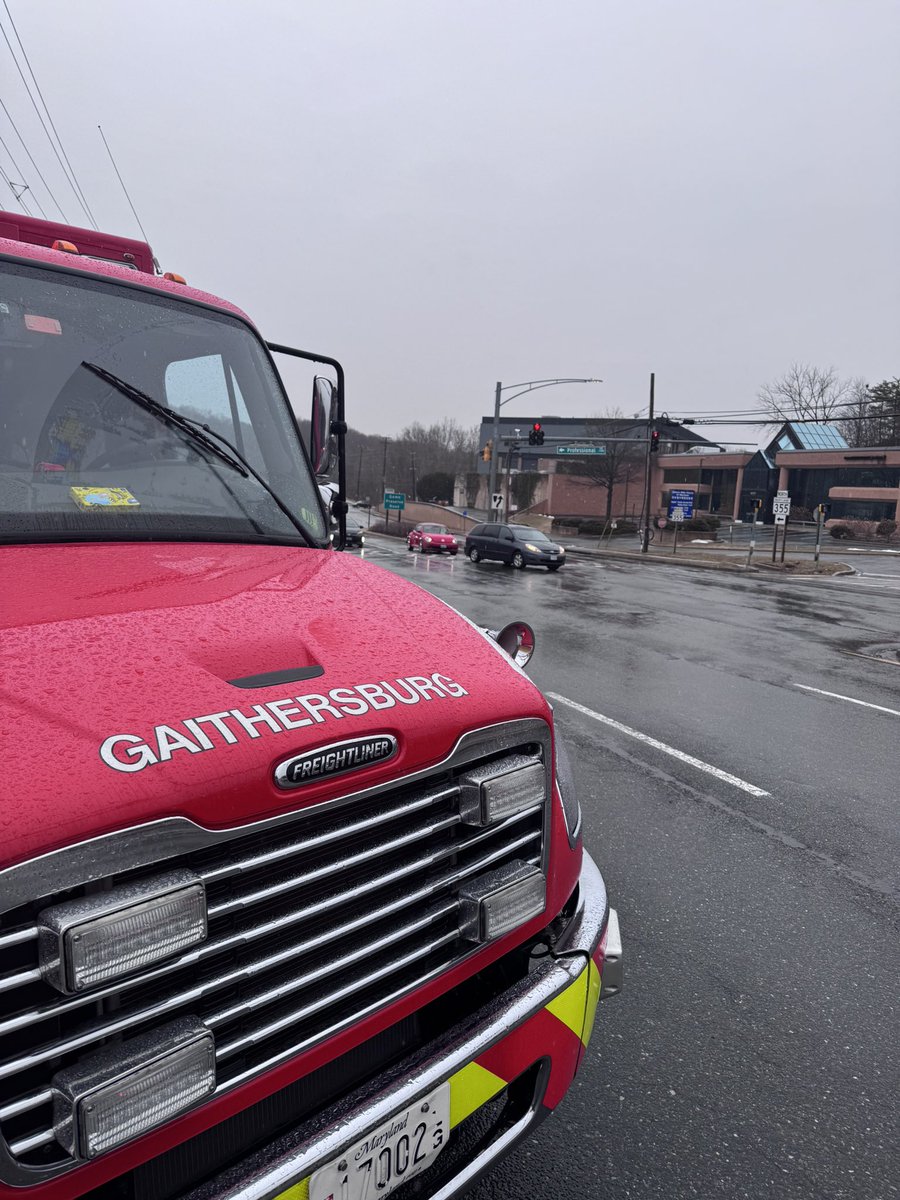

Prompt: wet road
[{"left": 358, "top": 538, "right": 899, "bottom": 1200}]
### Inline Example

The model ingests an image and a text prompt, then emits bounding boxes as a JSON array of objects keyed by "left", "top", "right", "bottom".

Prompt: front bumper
[
  {"left": 524, "top": 551, "right": 565, "bottom": 566},
  {"left": 188, "top": 853, "right": 619, "bottom": 1200}
]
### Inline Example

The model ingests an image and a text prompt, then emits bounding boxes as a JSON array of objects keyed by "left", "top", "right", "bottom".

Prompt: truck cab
[{"left": 0, "top": 214, "right": 621, "bottom": 1200}]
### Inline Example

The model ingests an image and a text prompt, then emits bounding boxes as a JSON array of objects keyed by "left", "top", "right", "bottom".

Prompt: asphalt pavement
[{"left": 355, "top": 536, "right": 899, "bottom": 1200}]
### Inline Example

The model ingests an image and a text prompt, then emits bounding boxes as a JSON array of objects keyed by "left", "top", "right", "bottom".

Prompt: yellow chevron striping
[
  {"left": 545, "top": 959, "right": 602, "bottom": 1047},
  {"left": 448, "top": 1060, "right": 507, "bottom": 1128}
]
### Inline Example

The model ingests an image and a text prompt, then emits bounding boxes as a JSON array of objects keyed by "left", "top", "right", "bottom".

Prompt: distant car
[
  {"left": 407, "top": 522, "right": 459, "bottom": 555},
  {"left": 330, "top": 513, "right": 366, "bottom": 549},
  {"left": 343, "top": 514, "right": 366, "bottom": 548},
  {"left": 465, "top": 523, "right": 565, "bottom": 570}
]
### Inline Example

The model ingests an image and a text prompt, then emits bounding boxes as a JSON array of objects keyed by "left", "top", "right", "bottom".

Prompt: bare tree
[
  {"left": 758, "top": 363, "right": 853, "bottom": 422},
  {"left": 558, "top": 411, "right": 644, "bottom": 522},
  {"left": 836, "top": 378, "right": 878, "bottom": 447}
]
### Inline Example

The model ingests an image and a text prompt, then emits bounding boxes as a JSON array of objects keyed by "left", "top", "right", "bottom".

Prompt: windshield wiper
[{"left": 81, "top": 362, "right": 317, "bottom": 548}]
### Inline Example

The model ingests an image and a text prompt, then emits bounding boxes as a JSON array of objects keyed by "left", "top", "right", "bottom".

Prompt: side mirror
[
  {"left": 485, "top": 621, "right": 536, "bottom": 668},
  {"left": 310, "top": 376, "right": 337, "bottom": 477}
]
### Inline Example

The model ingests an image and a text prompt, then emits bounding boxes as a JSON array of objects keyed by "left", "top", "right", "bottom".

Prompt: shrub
[
  {"left": 829, "top": 522, "right": 853, "bottom": 539},
  {"left": 579, "top": 519, "right": 607, "bottom": 536},
  {"left": 790, "top": 505, "right": 813, "bottom": 523},
  {"left": 611, "top": 520, "right": 637, "bottom": 535},
  {"left": 681, "top": 516, "right": 712, "bottom": 531},
  {"left": 876, "top": 519, "right": 898, "bottom": 539}
]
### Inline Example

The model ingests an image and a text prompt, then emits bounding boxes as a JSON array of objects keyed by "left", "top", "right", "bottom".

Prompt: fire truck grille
[{"left": 0, "top": 727, "right": 549, "bottom": 1182}]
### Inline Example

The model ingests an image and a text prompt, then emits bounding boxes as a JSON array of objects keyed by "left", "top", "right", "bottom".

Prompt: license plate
[
  {"left": 549, "top": 554, "right": 558, "bottom": 560},
  {"left": 309, "top": 1083, "right": 450, "bottom": 1200}
]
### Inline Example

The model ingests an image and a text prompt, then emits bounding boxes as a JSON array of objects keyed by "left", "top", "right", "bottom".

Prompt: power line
[
  {"left": 0, "top": 5, "right": 97, "bottom": 228},
  {"left": 0, "top": 94, "right": 66, "bottom": 219},
  {"left": 98, "top": 125, "right": 151, "bottom": 243},
  {"left": 2, "top": 0, "right": 96, "bottom": 227},
  {"left": 0, "top": 127, "right": 46, "bottom": 216}
]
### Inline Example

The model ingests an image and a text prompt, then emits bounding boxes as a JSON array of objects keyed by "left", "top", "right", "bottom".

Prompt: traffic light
[
  {"left": 481, "top": 440, "right": 492, "bottom": 462},
  {"left": 649, "top": 428, "right": 660, "bottom": 453},
  {"left": 528, "top": 422, "right": 544, "bottom": 446}
]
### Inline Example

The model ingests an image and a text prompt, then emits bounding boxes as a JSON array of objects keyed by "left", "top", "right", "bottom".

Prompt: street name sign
[
  {"left": 667, "top": 489, "right": 695, "bottom": 523},
  {"left": 557, "top": 445, "right": 607, "bottom": 455},
  {"left": 383, "top": 492, "right": 405, "bottom": 511}
]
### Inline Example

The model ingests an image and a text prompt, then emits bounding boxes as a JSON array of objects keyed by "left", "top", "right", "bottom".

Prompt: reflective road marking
[
  {"left": 547, "top": 693, "right": 771, "bottom": 798},
  {"left": 794, "top": 683, "right": 900, "bottom": 718}
]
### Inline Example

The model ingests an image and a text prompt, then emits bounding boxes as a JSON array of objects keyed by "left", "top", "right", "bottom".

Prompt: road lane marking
[
  {"left": 793, "top": 683, "right": 900, "bottom": 718},
  {"left": 546, "top": 692, "right": 771, "bottom": 797}
]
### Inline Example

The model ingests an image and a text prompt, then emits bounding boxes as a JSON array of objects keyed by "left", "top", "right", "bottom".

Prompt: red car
[{"left": 407, "top": 522, "right": 459, "bottom": 554}]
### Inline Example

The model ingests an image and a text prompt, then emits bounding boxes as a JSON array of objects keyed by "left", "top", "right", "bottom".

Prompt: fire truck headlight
[
  {"left": 39, "top": 871, "right": 207, "bottom": 994},
  {"left": 459, "top": 755, "right": 545, "bottom": 825},
  {"left": 52, "top": 1020, "right": 215, "bottom": 1159},
  {"left": 459, "top": 862, "right": 546, "bottom": 942}
]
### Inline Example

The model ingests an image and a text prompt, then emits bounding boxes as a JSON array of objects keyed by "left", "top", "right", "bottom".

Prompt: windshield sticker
[
  {"left": 99, "top": 673, "right": 468, "bottom": 773},
  {"left": 24, "top": 313, "right": 62, "bottom": 335},
  {"left": 70, "top": 486, "right": 140, "bottom": 509}
]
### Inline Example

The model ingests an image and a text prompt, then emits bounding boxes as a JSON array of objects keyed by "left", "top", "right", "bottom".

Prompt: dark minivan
[{"left": 465, "top": 523, "right": 566, "bottom": 570}]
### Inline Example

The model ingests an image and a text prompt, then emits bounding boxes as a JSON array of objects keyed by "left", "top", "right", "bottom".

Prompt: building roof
[{"left": 786, "top": 422, "right": 849, "bottom": 450}]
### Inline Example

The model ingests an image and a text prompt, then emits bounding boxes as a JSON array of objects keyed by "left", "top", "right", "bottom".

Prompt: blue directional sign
[
  {"left": 383, "top": 492, "right": 405, "bottom": 511},
  {"left": 667, "top": 489, "right": 695, "bottom": 522}
]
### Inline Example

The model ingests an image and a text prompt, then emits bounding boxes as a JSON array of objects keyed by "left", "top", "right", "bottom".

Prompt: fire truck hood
[{"left": 0, "top": 542, "right": 550, "bottom": 868}]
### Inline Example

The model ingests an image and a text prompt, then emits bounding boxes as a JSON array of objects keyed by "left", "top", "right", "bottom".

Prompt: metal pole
[
  {"left": 503, "top": 445, "right": 515, "bottom": 522},
  {"left": 780, "top": 515, "right": 788, "bottom": 563},
  {"left": 381, "top": 437, "right": 388, "bottom": 509},
  {"left": 771, "top": 521, "right": 778, "bottom": 562},
  {"left": 488, "top": 381, "right": 501, "bottom": 505},
  {"left": 641, "top": 372, "right": 655, "bottom": 554},
  {"left": 814, "top": 507, "right": 823, "bottom": 571},
  {"left": 673, "top": 523, "right": 678, "bottom": 555},
  {"left": 746, "top": 505, "right": 758, "bottom": 568}
]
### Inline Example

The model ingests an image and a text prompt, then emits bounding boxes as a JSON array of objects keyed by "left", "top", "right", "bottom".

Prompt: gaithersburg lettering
[{"left": 99, "top": 673, "right": 468, "bottom": 774}]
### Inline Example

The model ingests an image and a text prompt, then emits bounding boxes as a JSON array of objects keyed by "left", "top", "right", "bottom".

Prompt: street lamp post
[{"left": 487, "top": 377, "right": 603, "bottom": 505}]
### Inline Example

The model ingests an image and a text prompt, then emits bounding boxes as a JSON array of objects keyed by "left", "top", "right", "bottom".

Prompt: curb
[{"left": 564, "top": 545, "right": 756, "bottom": 573}]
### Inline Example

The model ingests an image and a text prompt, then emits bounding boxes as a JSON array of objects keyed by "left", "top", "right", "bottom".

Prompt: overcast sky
[{"left": 5, "top": 1, "right": 899, "bottom": 434}]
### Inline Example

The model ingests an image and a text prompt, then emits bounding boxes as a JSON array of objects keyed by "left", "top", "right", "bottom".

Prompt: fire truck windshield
[{"left": 0, "top": 260, "right": 328, "bottom": 546}]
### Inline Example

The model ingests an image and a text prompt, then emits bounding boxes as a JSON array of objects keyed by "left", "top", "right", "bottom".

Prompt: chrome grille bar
[
  {"left": 0, "top": 927, "right": 37, "bottom": 950},
  {"left": 0, "top": 968, "right": 41, "bottom": 995},
  {"left": 216, "top": 930, "right": 461, "bottom": 1061},
  {"left": 200, "top": 784, "right": 460, "bottom": 886}
]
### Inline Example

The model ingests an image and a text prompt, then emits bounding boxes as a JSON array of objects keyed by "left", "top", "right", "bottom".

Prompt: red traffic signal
[
  {"left": 528, "top": 422, "right": 545, "bottom": 446},
  {"left": 649, "top": 428, "right": 660, "bottom": 453}
]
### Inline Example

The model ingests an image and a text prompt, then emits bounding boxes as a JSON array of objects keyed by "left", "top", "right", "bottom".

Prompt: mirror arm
[{"left": 267, "top": 342, "right": 347, "bottom": 550}]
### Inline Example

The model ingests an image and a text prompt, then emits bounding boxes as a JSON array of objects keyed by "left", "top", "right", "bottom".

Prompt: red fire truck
[{"left": 0, "top": 213, "right": 622, "bottom": 1200}]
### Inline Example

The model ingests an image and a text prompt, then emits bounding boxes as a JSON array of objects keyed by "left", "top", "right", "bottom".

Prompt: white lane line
[
  {"left": 794, "top": 683, "right": 900, "bottom": 718},
  {"left": 547, "top": 692, "right": 771, "bottom": 798}
]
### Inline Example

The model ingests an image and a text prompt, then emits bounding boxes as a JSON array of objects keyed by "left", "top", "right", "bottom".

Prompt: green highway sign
[
  {"left": 557, "top": 445, "right": 607, "bottom": 455},
  {"left": 383, "top": 491, "right": 406, "bottom": 510}
]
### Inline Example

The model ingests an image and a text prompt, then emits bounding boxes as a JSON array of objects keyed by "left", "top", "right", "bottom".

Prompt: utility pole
[
  {"left": 410, "top": 452, "right": 417, "bottom": 501},
  {"left": 488, "top": 381, "right": 502, "bottom": 504},
  {"left": 503, "top": 440, "right": 518, "bottom": 522},
  {"left": 641, "top": 373, "right": 655, "bottom": 554},
  {"left": 381, "top": 437, "right": 389, "bottom": 510},
  {"left": 356, "top": 446, "right": 363, "bottom": 499}
]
